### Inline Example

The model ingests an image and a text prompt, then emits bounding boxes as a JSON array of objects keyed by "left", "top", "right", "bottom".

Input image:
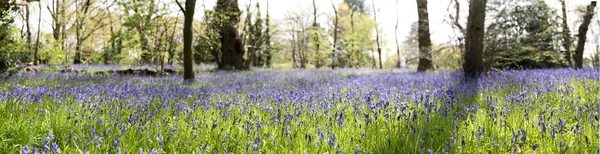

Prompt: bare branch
[{"left": 175, "top": 0, "right": 185, "bottom": 13}]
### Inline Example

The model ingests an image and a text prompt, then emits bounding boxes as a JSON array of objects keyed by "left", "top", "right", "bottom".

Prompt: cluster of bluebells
[{"left": 1, "top": 68, "right": 600, "bottom": 153}]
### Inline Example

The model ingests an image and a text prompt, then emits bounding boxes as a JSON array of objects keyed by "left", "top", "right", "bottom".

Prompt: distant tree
[
  {"left": 403, "top": 22, "right": 419, "bottom": 67},
  {"left": 47, "top": 0, "right": 68, "bottom": 64},
  {"left": 332, "top": 2, "right": 376, "bottom": 68},
  {"left": 74, "top": 0, "right": 108, "bottom": 64},
  {"left": 560, "top": 0, "right": 574, "bottom": 67},
  {"left": 343, "top": 0, "right": 365, "bottom": 13},
  {"left": 176, "top": 0, "right": 197, "bottom": 81},
  {"left": 416, "top": 0, "right": 433, "bottom": 72},
  {"left": 195, "top": 3, "right": 220, "bottom": 65},
  {"left": 284, "top": 10, "right": 310, "bottom": 68},
  {"left": 574, "top": 1, "right": 596, "bottom": 69},
  {"left": 394, "top": 0, "right": 401, "bottom": 68},
  {"left": 486, "top": 0, "right": 565, "bottom": 69},
  {"left": 264, "top": 0, "right": 272, "bottom": 68},
  {"left": 464, "top": 0, "right": 487, "bottom": 78},
  {"left": 242, "top": 1, "right": 253, "bottom": 66},
  {"left": 245, "top": 2, "right": 265, "bottom": 68},
  {"left": 33, "top": 0, "right": 41, "bottom": 65},
  {"left": 312, "top": 0, "right": 323, "bottom": 68},
  {"left": 330, "top": 0, "right": 339, "bottom": 69},
  {"left": 342, "top": 0, "right": 368, "bottom": 68},
  {"left": 372, "top": 0, "right": 382, "bottom": 69}
]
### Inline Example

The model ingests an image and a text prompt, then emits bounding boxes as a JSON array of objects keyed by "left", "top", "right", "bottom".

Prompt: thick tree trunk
[
  {"left": 560, "top": 0, "right": 573, "bottom": 67},
  {"left": 216, "top": 0, "right": 246, "bottom": 70},
  {"left": 464, "top": 0, "right": 487, "bottom": 78},
  {"left": 416, "top": 0, "right": 433, "bottom": 72},
  {"left": 574, "top": 1, "right": 596, "bottom": 69},
  {"left": 219, "top": 26, "right": 246, "bottom": 70},
  {"left": 183, "top": 0, "right": 197, "bottom": 80}
]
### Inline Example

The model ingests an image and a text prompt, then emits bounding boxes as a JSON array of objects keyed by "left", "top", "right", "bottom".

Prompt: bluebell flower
[{"left": 22, "top": 146, "right": 31, "bottom": 154}]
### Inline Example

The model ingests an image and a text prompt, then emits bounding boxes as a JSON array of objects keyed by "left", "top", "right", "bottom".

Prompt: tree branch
[{"left": 175, "top": 0, "right": 185, "bottom": 13}]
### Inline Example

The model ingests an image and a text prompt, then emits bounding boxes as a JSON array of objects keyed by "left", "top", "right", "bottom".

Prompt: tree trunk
[
  {"left": 300, "top": 29, "right": 307, "bottom": 69},
  {"left": 265, "top": 0, "right": 272, "bottom": 68},
  {"left": 395, "top": 0, "right": 401, "bottom": 68},
  {"left": 372, "top": 0, "right": 382, "bottom": 69},
  {"left": 216, "top": 0, "right": 246, "bottom": 70},
  {"left": 34, "top": 1, "right": 41, "bottom": 65},
  {"left": 464, "top": 0, "right": 487, "bottom": 78},
  {"left": 292, "top": 27, "right": 298, "bottom": 68},
  {"left": 183, "top": 0, "right": 197, "bottom": 80},
  {"left": 416, "top": 0, "right": 433, "bottom": 72},
  {"left": 574, "top": 1, "right": 597, "bottom": 69},
  {"left": 350, "top": 10, "right": 355, "bottom": 68},
  {"left": 313, "top": 0, "right": 321, "bottom": 68},
  {"left": 74, "top": 0, "right": 83, "bottom": 64},
  {"left": 74, "top": 17, "right": 82, "bottom": 64},
  {"left": 560, "top": 0, "right": 573, "bottom": 67},
  {"left": 593, "top": 45, "right": 600, "bottom": 67},
  {"left": 331, "top": 0, "right": 338, "bottom": 69},
  {"left": 26, "top": 5, "right": 31, "bottom": 53}
]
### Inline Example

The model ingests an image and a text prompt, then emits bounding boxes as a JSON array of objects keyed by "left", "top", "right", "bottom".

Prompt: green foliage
[
  {"left": 311, "top": 28, "right": 330, "bottom": 68},
  {"left": 343, "top": 0, "right": 366, "bottom": 13},
  {"left": 120, "top": 0, "right": 172, "bottom": 64},
  {"left": 486, "top": 0, "right": 567, "bottom": 69},
  {"left": 39, "top": 38, "right": 66, "bottom": 65},
  {"left": 102, "top": 30, "right": 126, "bottom": 64},
  {"left": 195, "top": 10, "right": 221, "bottom": 64},
  {"left": 433, "top": 46, "right": 462, "bottom": 69},
  {"left": 0, "top": 27, "right": 30, "bottom": 73},
  {"left": 0, "top": 2, "right": 18, "bottom": 73},
  {"left": 243, "top": 3, "right": 269, "bottom": 67},
  {"left": 333, "top": 2, "right": 377, "bottom": 68}
]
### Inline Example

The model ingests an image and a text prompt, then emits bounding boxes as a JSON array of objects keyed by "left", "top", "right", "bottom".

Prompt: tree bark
[
  {"left": 182, "top": 0, "right": 197, "bottom": 80},
  {"left": 416, "top": 0, "right": 433, "bottom": 72},
  {"left": 464, "top": 0, "right": 487, "bottom": 78},
  {"left": 373, "top": 0, "right": 382, "bottom": 69},
  {"left": 292, "top": 28, "right": 298, "bottom": 68},
  {"left": 350, "top": 10, "right": 355, "bottom": 68},
  {"left": 300, "top": 28, "right": 307, "bottom": 68},
  {"left": 395, "top": 0, "right": 401, "bottom": 68},
  {"left": 574, "top": 1, "right": 596, "bottom": 69},
  {"left": 25, "top": 5, "right": 31, "bottom": 54},
  {"left": 216, "top": 0, "right": 246, "bottom": 70},
  {"left": 265, "top": 0, "right": 272, "bottom": 68},
  {"left": 331, "top": 0, "right": 338, "bottom": 69},
  {"left": 34, "top": 1, "right": 41, "bottom": 65},
  {"left": 313, "top": 0, "right": 321, "bottom": 68},
  {"left": 560, "top": 0, "right": 573, "bottom": 67}
]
